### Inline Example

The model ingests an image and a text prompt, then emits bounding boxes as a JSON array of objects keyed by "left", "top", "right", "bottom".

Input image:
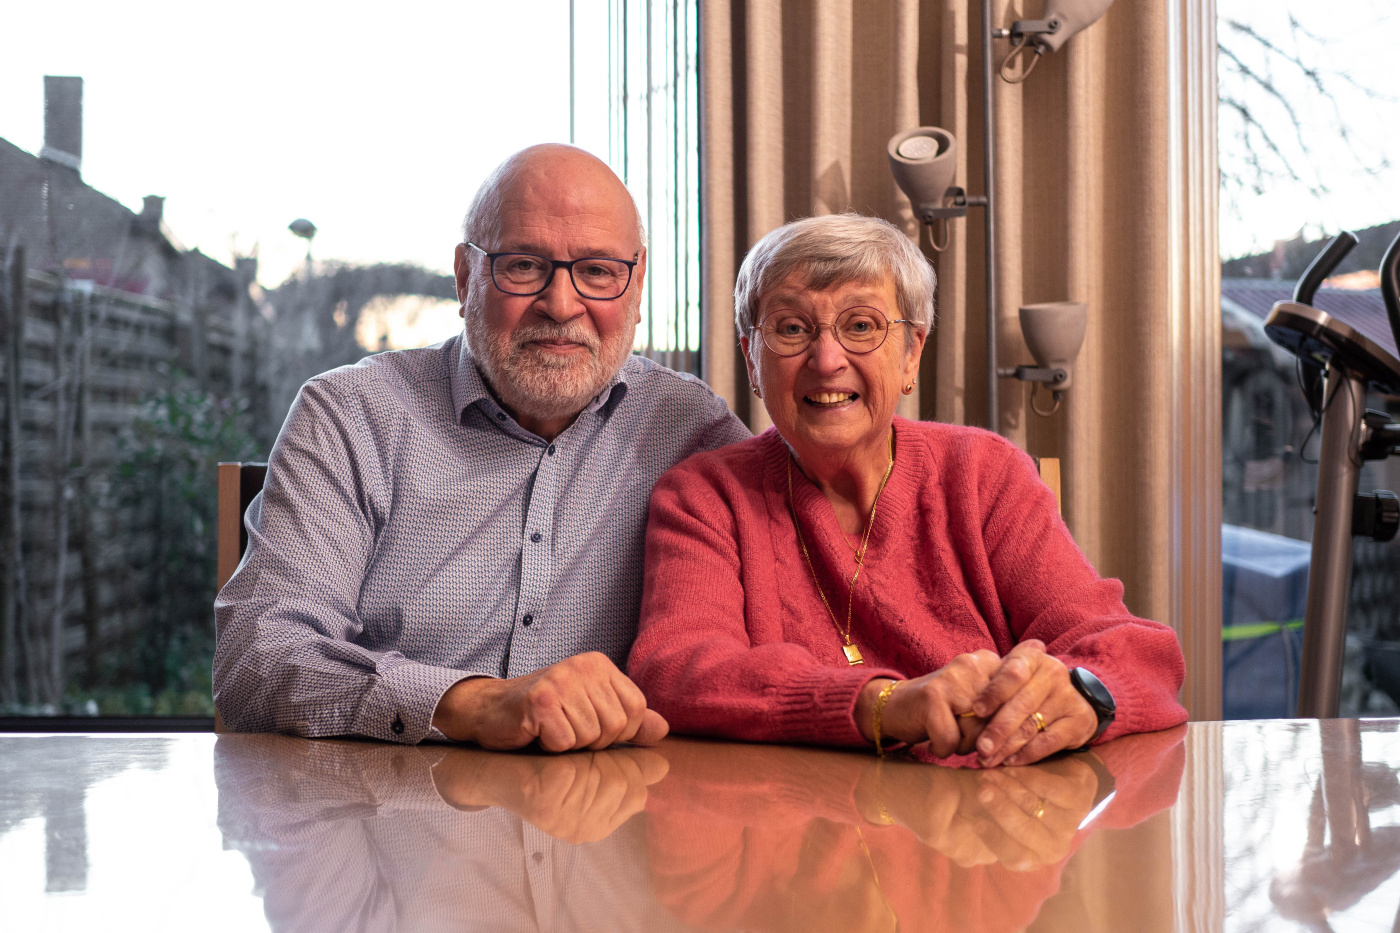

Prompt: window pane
[
  {"left": 1218, "top": 0, "right": 1400, "bottom": 721},
  {"left": 0, "top": 3, "right": 621, "bottom": 717},
  {"left": 571, "top": 0, "right": 700, "bottom": 375}
]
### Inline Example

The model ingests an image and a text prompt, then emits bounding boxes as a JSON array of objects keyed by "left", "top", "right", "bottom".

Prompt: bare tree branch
[{"left": 1218, "top": 14, "right": 1392, "bottom": 223}]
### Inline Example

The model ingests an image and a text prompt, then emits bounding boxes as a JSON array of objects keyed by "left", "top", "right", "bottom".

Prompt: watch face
[{"left": 1072, "top": 668, "right": 1116, "bottom": 714}]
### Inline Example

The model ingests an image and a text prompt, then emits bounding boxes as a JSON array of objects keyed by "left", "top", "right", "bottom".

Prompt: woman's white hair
[{"left": 733, "top": 213, "right": 936, "bottom": 343}]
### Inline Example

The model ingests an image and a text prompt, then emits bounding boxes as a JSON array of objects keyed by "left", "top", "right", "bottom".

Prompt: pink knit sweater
[{"left": 629, "top": 418, "right": 1187, "bottom": 749}]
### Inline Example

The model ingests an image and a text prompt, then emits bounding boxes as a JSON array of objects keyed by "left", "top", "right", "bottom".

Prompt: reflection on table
[
  {"left": 0, "top": 736, "right": 170, "bottom": 894},
  {"left": 214, "top": 737, "right": 683, "bottom": 932},
  {"left": 5, "top": 720, "right": 1400, "bottom": 931},
  {"left": 211, "top": 729, "right": 1184, "bottom": 933},
  {"left": 1268, "top": 719, "right": 1400, "bottom": 928},
  {"left": 640, "top": 732, "right": 1183, "bottom": 933}
]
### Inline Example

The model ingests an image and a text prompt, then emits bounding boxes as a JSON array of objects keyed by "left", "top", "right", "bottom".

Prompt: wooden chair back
[
  {"left": 1032, "top": 457, "right": 1062, "bottom": 515},
  {"left": 215, "top": 462, "right": 266, "bottom": 733},
  {"left": 217, "top": 462, "right": 267, "bottom": 591}
]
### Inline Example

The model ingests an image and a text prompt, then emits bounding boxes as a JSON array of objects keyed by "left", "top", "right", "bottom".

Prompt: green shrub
[{"left": 91, "top": 381, "right": 259, "bottom": 715}]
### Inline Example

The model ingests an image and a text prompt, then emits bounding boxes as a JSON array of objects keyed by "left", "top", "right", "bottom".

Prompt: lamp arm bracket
[
  {"left": 997, "top": 365, "right": 1069, "bottom": 386},
  {"left": 916, "top": 187, "right": 990, "bottom": 223},
  {"left": 919, "top": 206, "right": 968, "bottom": 221},
  {"left": 1008, "top": 18, "right": 1062, "bottom": 41}
]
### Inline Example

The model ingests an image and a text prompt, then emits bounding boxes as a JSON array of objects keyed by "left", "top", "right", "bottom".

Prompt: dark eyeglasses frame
[
  {"left": 466, "top": 242, "right": 640, "bottom": 300},
  {"left": 754, "top": 306, "right": 915, "bottom": 357}
]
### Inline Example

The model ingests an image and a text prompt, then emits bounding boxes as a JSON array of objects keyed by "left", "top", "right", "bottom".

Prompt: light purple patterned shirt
[{"left": 213, "top": 335, "right": 749, "bottom": 744}]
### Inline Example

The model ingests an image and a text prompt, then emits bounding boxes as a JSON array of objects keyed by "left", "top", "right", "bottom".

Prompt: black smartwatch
[{"left": 1069, "top": 667, "right": 1116, "bottom": 749}]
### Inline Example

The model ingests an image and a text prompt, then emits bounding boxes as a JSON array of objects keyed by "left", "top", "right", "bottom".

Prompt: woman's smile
[{"left": 804, "top": 390, "right": 860, "bottom": 408}]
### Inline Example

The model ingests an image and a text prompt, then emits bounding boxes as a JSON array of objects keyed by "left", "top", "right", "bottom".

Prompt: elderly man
[{"left": 214, "top": 145, "right": 749, "bottom": 750}]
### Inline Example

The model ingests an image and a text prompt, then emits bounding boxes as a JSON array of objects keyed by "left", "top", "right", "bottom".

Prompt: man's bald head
[
  {"left": 454, "top": 144, "right": 648, "bottom": 440},
  {"left": 461, "top": 144, "right": 646, "bottom": 250}
]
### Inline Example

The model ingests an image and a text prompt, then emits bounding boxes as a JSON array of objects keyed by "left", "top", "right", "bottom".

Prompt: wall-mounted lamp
[
  {"left": 887, "top": 0, "right": 1114, "bottom": 432},
  {"left": 997, "top": 301, "right": 1087, "bottom": 415},
  {"left": 998, "top": 0, "right": 1117, "bottom": 81},
  {"left": 887, "top": 127, "right": 986, "bottom": 252},
  {"left": 887, "top": 128, "right": 958, "bottom": 221}
]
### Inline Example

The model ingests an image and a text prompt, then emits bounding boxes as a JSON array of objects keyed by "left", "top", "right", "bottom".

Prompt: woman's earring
[
  {"left": 751, "top": 385, "right": 762, "bottom": 398},
  {"left": 903, "top": 381, "right": 915, "bottom": 395}
]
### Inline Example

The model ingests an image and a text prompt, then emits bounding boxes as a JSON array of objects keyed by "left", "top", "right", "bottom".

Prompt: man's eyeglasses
[
  {"left": 755, "top": 306, "right": 914, "bottom": 356},
  {"left": 467, "top": 243, "right": 639, "bottom": 301}
]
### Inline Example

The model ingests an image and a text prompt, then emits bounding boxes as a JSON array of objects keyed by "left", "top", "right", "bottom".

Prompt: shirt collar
[{"left": 450, "top": 335, "right": 632, "bottom": 429}]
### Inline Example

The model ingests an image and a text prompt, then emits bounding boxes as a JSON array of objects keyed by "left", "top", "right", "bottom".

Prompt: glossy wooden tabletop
[{"left": 2, "top": 719, "right": 1399, "bottom": 931}]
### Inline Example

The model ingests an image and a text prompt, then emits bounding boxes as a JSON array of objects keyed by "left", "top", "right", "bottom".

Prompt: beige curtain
[
  {"left": 701, "top": 0, "right": 1220, "bottom": 718},
  {"left": 702, "top": 0, "right": 923, "bottom": 432}
]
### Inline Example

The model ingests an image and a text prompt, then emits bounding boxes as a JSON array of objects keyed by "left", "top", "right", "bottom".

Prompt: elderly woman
[{"left": 629, "top": 214, "right": 1186, "bottom": 767}]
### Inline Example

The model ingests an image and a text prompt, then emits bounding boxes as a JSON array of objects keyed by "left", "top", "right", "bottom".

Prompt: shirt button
[
  {"left": 522, "top": 613, "right": 533, "bottom": 626},
  {"left": 496, "top": 412, "right": 506, "bottom": 421},
  {"left": 530, "top": 531, "right": 542, "bottom": 543},
  {"left": 547, "top": 444, "right": 556, "bottom": 456},
  {"left": 391, "top": 715, "right": 405, "bottom": 735}
]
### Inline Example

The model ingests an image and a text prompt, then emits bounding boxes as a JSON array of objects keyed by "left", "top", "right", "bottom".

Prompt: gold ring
[
  {"left": 1032, "top": 799, "right": 1047, "bottom": 819},
  {"left": 1031, "top": 711, "right": 1047, "bottom": 732},
  {"left": 958, "top": 710, "right": 978, "bottom": 718}
]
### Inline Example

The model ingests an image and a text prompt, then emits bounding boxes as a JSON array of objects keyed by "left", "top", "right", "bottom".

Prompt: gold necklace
[
  {"left": 856, "top": 828, "right": 900, "bottom": 932},
  {"left": 786, "top": 432, "right": 895, "bottom": 666}
]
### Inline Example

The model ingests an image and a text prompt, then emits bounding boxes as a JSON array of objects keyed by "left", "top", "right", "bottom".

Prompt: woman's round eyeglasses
[
  {"left": 755, "top": 306, "right": 914, "bottom": 356},
  {"left": 467, "top": 242, "right": 638, "bottom": 301}
]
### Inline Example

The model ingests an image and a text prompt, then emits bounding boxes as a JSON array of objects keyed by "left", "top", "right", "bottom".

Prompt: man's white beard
[{"left": 466, "top": 300, "right": 636, "bottom": 424}]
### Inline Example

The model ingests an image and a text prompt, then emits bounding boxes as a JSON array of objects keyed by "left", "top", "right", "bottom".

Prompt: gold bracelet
[{"left": 872, "top": 680, "right": 902, "bottom": 758}]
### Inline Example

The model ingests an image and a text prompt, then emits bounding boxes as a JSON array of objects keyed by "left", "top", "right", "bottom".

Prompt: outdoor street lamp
[{"left": 289, "top": 218, "right": 317, "bottom": 273}]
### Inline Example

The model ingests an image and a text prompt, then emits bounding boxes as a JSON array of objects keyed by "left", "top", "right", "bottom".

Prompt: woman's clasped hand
[{"left": 858, "top": 640, "right": 1100, "bottom": 766}]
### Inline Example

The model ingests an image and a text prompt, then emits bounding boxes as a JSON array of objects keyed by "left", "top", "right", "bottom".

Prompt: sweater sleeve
[
  {"left": 976, "top": 440, "right": 1188, "bottom": 741},
  {"left": 629, "top": 461, "right": 900, "bottom": 747}
]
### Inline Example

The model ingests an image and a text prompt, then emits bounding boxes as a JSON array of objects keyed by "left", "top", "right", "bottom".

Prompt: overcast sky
[
  {"left": 2, "top": 0, "right": 1397, "bottom": 289},
  {"left": 1217, "top": 0, "right": 1400, "bottom": 258},
  {"left": 0, "top": 1, "right": 583, "bottom": 287}
]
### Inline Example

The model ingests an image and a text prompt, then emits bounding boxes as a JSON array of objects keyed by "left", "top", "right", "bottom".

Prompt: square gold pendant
[{"left": 842, "top": 644, "right": 865, "bottom": 665}]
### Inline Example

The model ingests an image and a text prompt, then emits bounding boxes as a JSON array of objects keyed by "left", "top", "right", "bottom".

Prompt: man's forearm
[
  {"left": 214, "top": 606, "right": 483, "bottom": 744},
  {"left": 431, "top": 676, "right": 496, "bottom": 744},
  {"left": 429, "top": 653, "right": 668, "bottom": 752}
]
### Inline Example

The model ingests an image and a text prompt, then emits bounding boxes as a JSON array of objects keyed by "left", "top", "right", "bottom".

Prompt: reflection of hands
[
  {"left": 968, "top": 640, "right": 1099, "bottom": 767},
  {"left": 960, "top": 759, "right": 1098, "bottom": 868},
  {"left": 644, "top": 737, "right": 1183, "bottom": 933},
  {"left": 856, "top": 651, "right": 1002, "bottom": 757},
  {"left": 855, "top": 755, "right": 1099, "bottom": 870},
  {"left": 857, "top": 765, "right": 997, "bottom": 868},
  {"left": 431, "top": 652, "right": 670, "bottom": 752},
  {"left": 430, "top": 747, "right": 669, "bottom": 844}
]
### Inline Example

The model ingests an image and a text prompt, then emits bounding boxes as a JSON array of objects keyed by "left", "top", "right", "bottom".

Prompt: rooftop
[{"left": 1222, "top": 277, "right": 1397, "bottom": 358}]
